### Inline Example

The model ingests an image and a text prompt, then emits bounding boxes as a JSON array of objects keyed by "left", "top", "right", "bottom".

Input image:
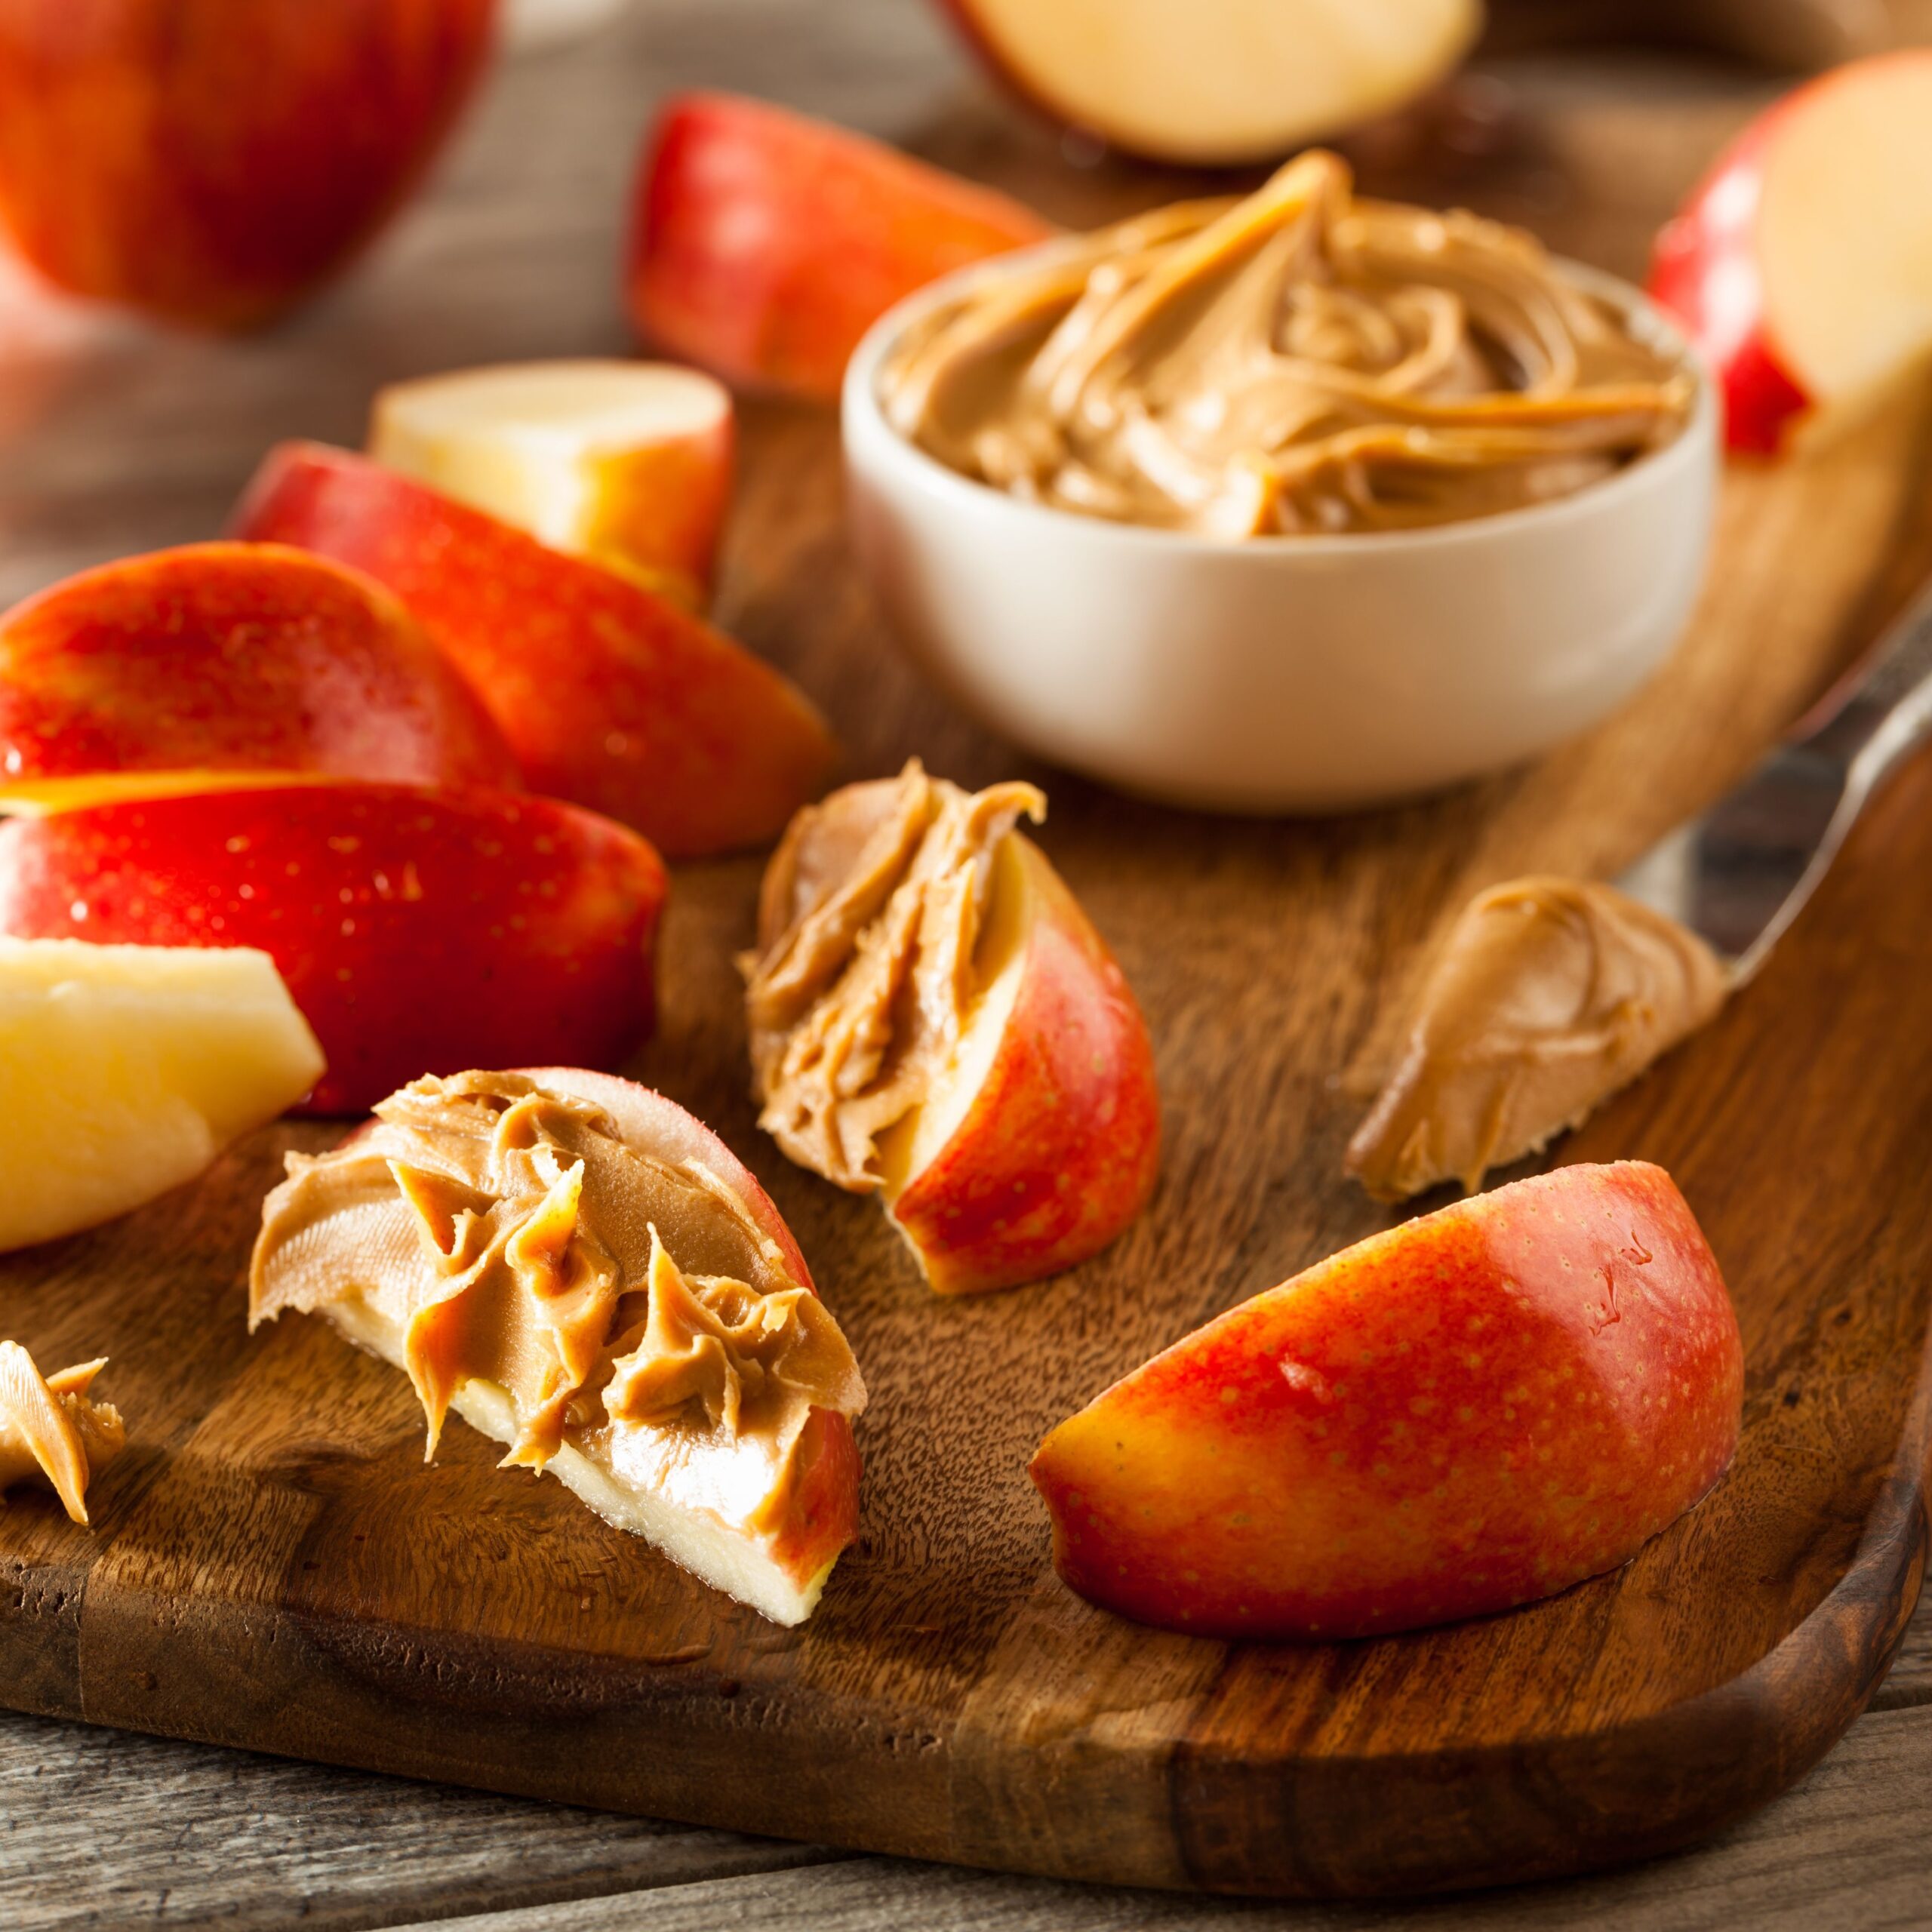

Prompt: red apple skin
[
  {"left": 0, "top": 783, "right": 666, "bottom": 1115},
  {"left": 891, "top": 838, "right": 1160, "bottom": 1297},
  {"left": 231, "top": 444, "right": 837, "bottom": 860},
  {"left": 626, "top": 91, "right": 1054, "bottom": 403},
  {"left": 1031, "top": 1162, "right": 1743, "bottom": 1641},
  {"left": 0, "top": 0, "right": 496, "bottom": 331},
  {"left": 0, "top": 542, "right": 518, "bottom": 792}
]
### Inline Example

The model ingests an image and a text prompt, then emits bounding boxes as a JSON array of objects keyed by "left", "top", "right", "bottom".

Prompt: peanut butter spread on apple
[
  {"left": 743, "top": 759, "right": 1044, "bottom": 1191},
  {"left": 881, "top": 149, "right": 1693, "bottom": 537},
  {"left": 1347, "top": 878, "right": 1728, "bottom": 1201},
  {"left": 250, "top": 1073, "right": 865, "bottom": 1503},
  {"left": 0, "top": 1343, "right": 124, "bottom": 1526}
]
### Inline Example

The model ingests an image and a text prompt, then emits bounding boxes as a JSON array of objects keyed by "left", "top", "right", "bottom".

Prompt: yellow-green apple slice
[
  {"left": 1651, "top": 51, "right": 1932, "bottom": 453},
  {"left": 939, "top": 0, "right": 1481, "bottom": 166},
  {"left": 1032, "top": 1161, "right": 1743, "bottom": 1638},
  {"left": 368, "top": 360, "right": 734, "bottom": 607},
  {"left": 0, "top": 937, "right": 323, "bottom": 1252},
  {"left": 251, "top": 1067, "right": 865, "bottom": 1624}
]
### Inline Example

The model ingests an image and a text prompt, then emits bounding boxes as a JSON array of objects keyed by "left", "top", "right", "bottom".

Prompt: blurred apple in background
[{"left": 0, "top": 0, "right": 497, "bottom": 331}]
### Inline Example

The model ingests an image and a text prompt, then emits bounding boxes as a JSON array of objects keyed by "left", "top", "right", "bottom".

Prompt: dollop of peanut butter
[
  {"left": 250, "top": 1072, "right": 865, "bottom": 1472},
  {"left": 0, "top": 1343, "right": 124, "bottom": 1525},
  {"left": 881, "top": 149, "right": 1694, "bottom": 537},
  {"left": 742, "top": 760, "right": 1044, "bottom": 1191},
  {"left": 1346, "top": 878, "right": 1729, "bottom": 1200}
]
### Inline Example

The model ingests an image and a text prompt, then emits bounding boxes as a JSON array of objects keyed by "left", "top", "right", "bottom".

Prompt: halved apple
[
  {"left": 939, "top": 0, "right": 1481, "bottom": 166},
  {"left": 1032, "top": 1161, "right": 1743, "bottom": 1639},
  {"left": 745, "top": 763, "right": 1159, "bottom": 1294},
  {"left": 368, "top": 360, "right": 734, "bottom": 608},
  {"left": 0, "top": 937, "right": 323, "bottom": 1252},
  {"left": 1649, "top": 50, "right": 1932, "bottom": 454},
  {"left": 231, "top": 443, "right": 836, "bottom": 859},
  {"left": 251, "top": 1067, "right": 865, "bottom": 1624},
  {"left": 627, "top": 91, "right": 1053, "bottom": 403}
]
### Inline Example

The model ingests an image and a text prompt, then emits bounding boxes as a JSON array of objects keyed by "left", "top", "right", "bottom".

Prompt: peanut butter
[
  {"left": 0, "top": 1343, "right": 124, "bottom": 1525},
  {"left": 743, "top": 760, "right": 1044, "bottom": 1191},
  {"left": 882, "top": 149, "right": 1693, "bottom": 537},
  {"left": 251, "top": 1072, "right": 864, "bottom": 1509},
  {"left": 1347, "top": 878, "right": 1729, "bottom": 1200}
]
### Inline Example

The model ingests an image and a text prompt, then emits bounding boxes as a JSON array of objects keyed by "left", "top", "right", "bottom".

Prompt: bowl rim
[{"left": 843, "top": 232, "right": 1718, "bottom": 561}]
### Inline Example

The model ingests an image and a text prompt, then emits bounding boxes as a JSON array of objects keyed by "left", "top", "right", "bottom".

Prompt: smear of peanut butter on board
[
  {"left": 883, "top": 149, "right": 1693, "bottom": 538},
  {"left": 0, "top": 1343, "right": 124, "bottom": 1525},
  {"left": 1347, "top": 878, "right": 1728, "bottom": 1200}
]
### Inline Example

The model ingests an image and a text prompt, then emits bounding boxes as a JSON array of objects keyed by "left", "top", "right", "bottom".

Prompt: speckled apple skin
[
  {"left": 889, "top": 837, "right": 1160, "bottom": 1297},
  {"left": 1031, "top": 1161, "right": 1743, "bottom": 1640}
]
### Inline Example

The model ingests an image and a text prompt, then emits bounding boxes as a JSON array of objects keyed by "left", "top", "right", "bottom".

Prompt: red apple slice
[
  {"left": 0, "top": 0, "right": 495, "bottom": 330},
  {"left": 940, "top": 0, "right": 1481, "bottom": 167},
  {"left": 368, "top": 360, "right": 735, "bottom": 608},
  {"left": 1032, "top": 1161, "right": 1743, "bottom": 1639},
  {"left": 251, "top": 1066, "right": 863, "bottom": 1623},
  {"left": 1649, "top": 50, "right": 1932, "bottom": 454},
  {"left": 0, "top": 542, "right": 518, "bottom": 798},
  {"left": 627, "top": 91, "right": 1054, "bottom": 403},
  {"left": 0, "top": 780, "right": 666, "bottom": 1115},
  {"left": 231, "top": 443, "right": 836, "bottom": 860}
]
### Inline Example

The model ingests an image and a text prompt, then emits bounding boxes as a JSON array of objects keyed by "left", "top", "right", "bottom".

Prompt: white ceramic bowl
[{"left": 843, "top": 249, "right": 1719, "bottom": 814}]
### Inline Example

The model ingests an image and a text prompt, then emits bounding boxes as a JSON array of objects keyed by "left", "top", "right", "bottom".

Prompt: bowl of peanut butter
[{"left": 844, "top": 150, "right": 1717, "bottom": 813}]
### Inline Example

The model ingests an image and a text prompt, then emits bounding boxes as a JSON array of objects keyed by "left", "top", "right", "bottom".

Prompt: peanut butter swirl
[
  {"left": 882, "top": 149, "right": 1694, "bottom": 537},
  {"left": 251, "top": 1073, "right": 864, "bottom": 1473},
  {"left": 743, "top": 760, "right": 1044, "bottom": 1191},
  {"left": 0, "top": 1343, "right": 124, "bottom": 1525},
  {"left": 1346, "top": 878, "right": 1729, "bottom": 1200}
]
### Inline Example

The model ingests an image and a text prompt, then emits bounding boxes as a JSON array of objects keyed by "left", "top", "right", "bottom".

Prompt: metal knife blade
[{"left": 1614, "top": 572, "right": 1932, "bottom": 980}]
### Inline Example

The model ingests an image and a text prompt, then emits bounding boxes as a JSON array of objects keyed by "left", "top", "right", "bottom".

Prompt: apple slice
[
  {"left": 251, "top": 1067, "right": 865, "bottom": 1624},
  {"left": 0, "top": 780, "right": 666, "bottom": 1116},
  {"left": 627, "top": 91, "right": 1054, "bottom": 403},
  {"left": 940, "top": 0, "right": 1481, "bottom": 167},
  {"left": 1032, "top": 1161, "right": 1743, "bottom": 1639},
  {"left": 1649, "top": 51, "right": 1932, "bottom": 454},
  {"left": 368, "top": 360, "right": 734, "bottom": 608},
  {"left": 0, "top": 937, "right": 323, "bottom": 1252},
  {"left": 231, "top": 443, "right": 836, "bottom": 860},
  {"left": 744, "top": 762, "right": 1159, "bottom": 1294},
  {"left": 0, "top": 542, "right": 518, "bottom": 799}
]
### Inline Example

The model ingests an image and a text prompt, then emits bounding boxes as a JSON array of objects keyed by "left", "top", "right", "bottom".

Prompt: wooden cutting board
[{"left": 4, "top": 78, "right": 1932, "bottom": 1900}]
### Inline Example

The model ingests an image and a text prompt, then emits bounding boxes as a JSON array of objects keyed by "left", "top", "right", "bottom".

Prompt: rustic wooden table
[{"left": 4, "top": 2, "right": 1931, "bottom": 1925}]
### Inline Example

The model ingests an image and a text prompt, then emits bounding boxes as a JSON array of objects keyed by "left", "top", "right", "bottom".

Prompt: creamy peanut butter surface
[
  {"left": 743, "top": 760, "right": 1043, "bottom": 1192},
  {"left": 251, "top": 1073, "right": 865, "bottom": 1538},
  {"left": 1347, "top": 878, "right": 1728, "bottom": 1200},
  {"left": 882, "top": 150, "right": 1694, "bottom": 538},
  {"left": 0, "top": 1343, "right": 123, "bottom": 1525}
]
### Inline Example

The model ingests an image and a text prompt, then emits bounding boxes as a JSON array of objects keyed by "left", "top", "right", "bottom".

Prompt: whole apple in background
[
  {"left": 231, "top": 442, "right": 836, "bottom": 860},
  {"left": 938, "top": 0, "right": 1481, "bottom": 168},
  {"left": 0, "top": 0, "right": 497, "bottom": 331},
  {"left": 1649, "top": 50, "right": 1932, "bottom": 455},
  {"left": 1032, "top": 1161, "right": 1743, "bottom": 1640},
  {"left": 627, "top": 91, "right": 1054, "bottom": 404},
  {"left": 0, "top": 780, "right": 666, "bottom": 1114},
  {"left": 0, "top": 543, "right": 518, "bottom": 798}
]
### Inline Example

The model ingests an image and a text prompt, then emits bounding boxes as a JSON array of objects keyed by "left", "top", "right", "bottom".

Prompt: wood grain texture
[{"left": 2, "top": 0, "right": 1931, "bottom": 1906}]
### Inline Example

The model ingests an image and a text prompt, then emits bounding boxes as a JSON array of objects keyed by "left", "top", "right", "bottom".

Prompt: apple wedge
[
  {"left": 0, "top": 780, "right": 666, "bottom": 1115},
  {"left": 251, "top": 1067, "right": 865, "bottom": 1624},
  {"left": 231, "top": 443, "right": 836, "bottom": 859},
  {"left": 1032, "top": 1161, "right": 1743, "bottom": 1639},
  {"left": 0, "top": 542, "right": 518, "bottom": 800},
  {"left": 940, "top": 0, "right": 1481, "bottom": 167},
  {"left": 744, "top": 762, "right": 1159, "bottom": 1294},
  {"left": 0, "top": 0, "right": 494, "bottom": 330},
  {"left": 369, "top": 360, "right": 735, "bottom": 608},
  {"left": 1649, "top": 51, "right": 1932, "bottom": 454},
  {"left": 0, "top": 937, "right": 323, "bottom": 1252},
  {"left": 627, "top": 91, "right": 1053, "bottom": 403}
]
